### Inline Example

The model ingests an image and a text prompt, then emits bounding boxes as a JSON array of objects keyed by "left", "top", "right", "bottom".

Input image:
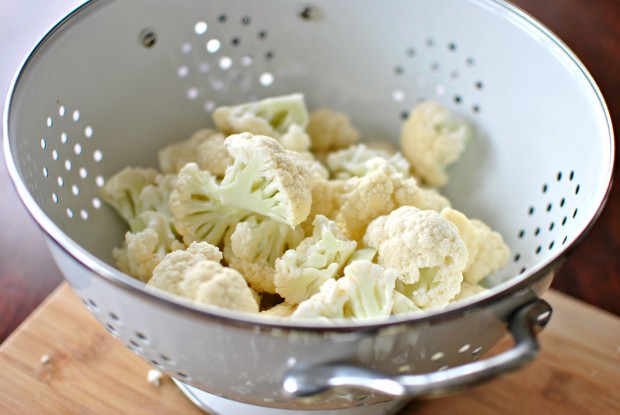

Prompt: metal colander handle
[{"left": 283, "top": 299, "right": 552, "bottom": 400}]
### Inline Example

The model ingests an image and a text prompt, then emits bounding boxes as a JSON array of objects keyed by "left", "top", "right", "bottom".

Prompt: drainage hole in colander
[
  {"left": 135, "top": 332, "right": 150, "bottom": 344},
  {"left": 59, "top": 105, "right": 66, "bottom": 117},
  {"left": 52, "top": 193, "right": 58, "bottom": 204},
  {"left": 106, "top": 323, "right": 119, "bottom": 336},
  {"left": 176, "top": 372, "right": 190, "bottom": 380},
  {"left": 40, "top": 138, "right": 46, "bottom": 149},
  {"left": 84, "top": 125, "right": 93, "bottom": 138},
  {"left": 430, "top": 352, "right": 445, "bottom": 361},
  {"left": 84, "top": 298, "right": 100, "bottom": 313},
  {"left": 458, "top": 344, "right": 471, "bottom": 354},
  {"left": 92, "top": 197, "right": 102, "bottom": 209},
  {"left": 42, "top": 167, "right": 48, "bottom": 178},
  {"left": 95, "top": 176, "right": 105, "bottom": 188},
  {"left": 471, "top": 346, "right": 483, "bottom": 358},
  {"left": 46, "top": 117, "right": 53, "bottom": 128}
]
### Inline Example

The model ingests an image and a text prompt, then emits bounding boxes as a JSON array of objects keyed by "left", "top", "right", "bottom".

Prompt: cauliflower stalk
[
  {"left": 400, "top": 101, "right": 472, "bottom": 187},
  {"left": 213, "top": 94, "right": 311, "bottom": 152},
  {"left": 274, "top": 215, "right": 357, "bottom": 304},
  {"left": 170, "top": 133, "right": 312, "bottom": 246},
  {"left": 292, "top": 260, "right": 397, "bottom": 321},
  {"left": 224, "top": 214, "right": 305, "bottom": 294},
  {"left": 326, "top": 143, "right": 410, "bottom": 180},
  {"left": 364, "top": 206, "right": 468, "bottom": 309},
  {"left": 217, "top": 133, "right": 312, "bottom": 225}
]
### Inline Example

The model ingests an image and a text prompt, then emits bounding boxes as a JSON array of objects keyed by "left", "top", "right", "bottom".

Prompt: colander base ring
[{"left": 173, "top": 379, "right": 409, "bottom": 415}]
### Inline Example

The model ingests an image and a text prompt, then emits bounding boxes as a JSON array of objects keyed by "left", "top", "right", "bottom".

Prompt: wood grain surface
[
  {"left": 0, "top": 0, "right": 619, "bottom": 345},
  {"left": 0, "top": 283, "right": 618, "bottom": 415}
]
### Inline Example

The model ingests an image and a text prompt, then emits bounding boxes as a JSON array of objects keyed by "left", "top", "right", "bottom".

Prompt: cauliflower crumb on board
[
  {"left": 147, "top": 369, "right": 164, "bottom": 387},
  {"left": 40, "top": 354, "right": 51, "bottom": 365},
  {"left": 101, "top": 93, "right": 510, "bottom": 321}
]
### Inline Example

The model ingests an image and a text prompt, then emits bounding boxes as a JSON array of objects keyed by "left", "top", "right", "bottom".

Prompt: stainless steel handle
[{"left": 283, "top": 299, "right": 552, "bottom": 399}]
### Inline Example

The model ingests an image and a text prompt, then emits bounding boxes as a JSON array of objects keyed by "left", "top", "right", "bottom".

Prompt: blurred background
[{"left": 1, "top": 0, "right": 618, "bottom": 343}]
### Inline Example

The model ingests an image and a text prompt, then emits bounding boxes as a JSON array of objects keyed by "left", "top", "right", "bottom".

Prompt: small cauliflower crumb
[
  {"left": 40, "top": 354, "right": 51, "bottom": 365},
  {"left": 147, "top": 369, "right": 164, "bottom": 387}
]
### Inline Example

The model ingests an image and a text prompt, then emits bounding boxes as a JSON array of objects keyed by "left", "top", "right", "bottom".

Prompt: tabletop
[{"left": 1, "top": 0, "right": 619, "bottom": 345}]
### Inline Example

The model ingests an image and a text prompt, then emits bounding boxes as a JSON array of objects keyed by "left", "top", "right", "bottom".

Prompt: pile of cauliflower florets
[{"left": 101, "top": 94, "right": 510, "bottom": 322}]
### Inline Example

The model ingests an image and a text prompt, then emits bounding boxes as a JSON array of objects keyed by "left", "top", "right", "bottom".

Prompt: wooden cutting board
[{"left": 0, "top": 283, "right": 618, "bottom": 414}]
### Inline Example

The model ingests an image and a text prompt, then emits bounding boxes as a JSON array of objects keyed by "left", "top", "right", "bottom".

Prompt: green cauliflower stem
[
  {"left": 224, "top": 215, "right": 305, "bottom": 294},
  {"left": 274, "top": 215, "right": 357, "bottom": 304},
  {"left": 218, "top": 133, "right": 312, "bottom": 226},
  {"left": 291, "top": 260, "right": 397, "bottom": 321},
  {"left": 170, "top": 163, "right": 248, "bottom": 246},
  {"left": 213, "top": 94, "right": 311, "bottom": 151}
]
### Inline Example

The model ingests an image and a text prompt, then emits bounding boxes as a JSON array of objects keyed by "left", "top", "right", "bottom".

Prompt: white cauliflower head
[
  {"left": 274, "top": 215, "right": 357, "bottom": 304},
  {"left": 223, "top": 214, "right": 305, "bottom": 294},
  {"left": 212, "top": 94, "right": 311, "bottom": 151},
  {"left": 335, "top": 159, "right": 451, "bottom": 242},
  {"left": 326, "top": 143, "right": 410, "bottom": 180},
  {"left": 147, "top": 240, "right": 222, "bottom": 291},
  {"left": 158, "top": 128, "right": 222, "bottom": 175},
  {"left": 441, "top": 207, "right": 510, "bottom": 284},
  {"left": 219, "top": 133, "right": 312, "bottom": 226},
  {"left": 169, "top": 163, "right": 248, "bottom": 246},
  {"left": 148, "top": 258, "right": 258, "bottom": 313},
  {"left": 400, "top": 101, "right": 472, "bottom": 187},
  {"left": 291, "top": 260, "right": 397, "bottom": 321},
  {"left": 364, "top": 206, "right": 468, "bottom": 309},
  {"left": 100, "top": 167, "right": 159, "bottom": 222},
  {"left": 306, "top": 109, "right": 360, "bottom": 153}
]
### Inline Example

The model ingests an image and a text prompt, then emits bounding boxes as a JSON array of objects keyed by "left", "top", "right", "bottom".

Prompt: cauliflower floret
[
  {"left": 195, "top": 132, "right": 233, "bottom": 177},
  {"left": 275, "top": 215, "right": 357, "bottom": 304},
  {"left": 306, "top": 109, "right": 360, "bottom": 153},
  {"left": 261, "top": 302, "right": 297, "bottom": 318},
  {"left": 291, "top": 260, "right": 397, "bottom": 321},
  {"left": 400, "top": 101, "right": 472, "bottom": 187},
  {"left": 219, "top": 133, "right": 312, "bottom": 226},
  {"left": 158, "top": 129, "right": 217, "bottom": 174},
  {"left": 114, "top": 211, "right": 185, "bottom": 282},
  {"left": 148, "top": 258, "right": 258, "bottom": 313},
  {"left": 391, "top": 291, "right": 424, "bottom": 315},
  {"left": 364, "top": 206, "right": 467, "bottom": 309},
  {"left": 223, "top": 215, "right": 305, "bottom": 294},
  {"left": 100, "top": 167, "right": 159, "bottom": 222},
  {"left": 169, "top": 163, "right": 248, "bottom": 246},
  {"left": 441, "top": 208, "right": 510, "bottom": 284},
  {"left": 139, "top": 174, "right": 177, "bottom": 216},
  {"left": 336, "top": 159, "right": 451, "bottom": 242},
  {"left": 147, "top": 240, "right": 222, "bottom": 289},
  {"left": 326, "top": 143, "right": 410, "bottom": 179},
  {"left": 213, "top": 94, "right": 311, "bottom": 151}
]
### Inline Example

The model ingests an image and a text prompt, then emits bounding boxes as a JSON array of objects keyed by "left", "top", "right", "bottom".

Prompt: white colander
[{"left": 3, "top": 0, "right": 614, "bottom": 414}]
